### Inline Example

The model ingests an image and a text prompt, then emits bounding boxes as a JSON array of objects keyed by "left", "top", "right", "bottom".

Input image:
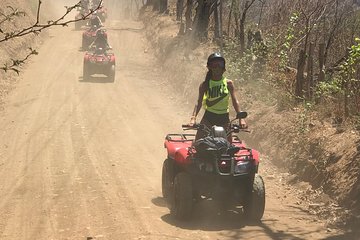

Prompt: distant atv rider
[
  {"left": 190, "top": 52, "right": 247, "bottom": 141},
  {"left": 89, "top": 29, "right": 111, "bottom": 50},
  {"left": 88, "top": 13, "right": 103, "bottom": 29}
]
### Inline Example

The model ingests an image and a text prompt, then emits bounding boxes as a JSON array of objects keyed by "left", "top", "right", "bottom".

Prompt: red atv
[
  {"left": 162, "top": 112, "right": 265, "bottom": 221},
  {"left": 83, "top": 47, "right": 115, "bottom": 82},
  {"left": 82, "top": 26, "right": 105, "bottom": 50}
]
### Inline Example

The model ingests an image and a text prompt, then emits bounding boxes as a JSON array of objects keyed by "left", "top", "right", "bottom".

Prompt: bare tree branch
[
  {"left": 0, "top": 48, "right": 38, "bottom": 75},
  {"left": 0, "top": 0, "right": 103, "bottom": 73},
  {"left": 0, "top": 0, "right": 103, "bottom": 43}
]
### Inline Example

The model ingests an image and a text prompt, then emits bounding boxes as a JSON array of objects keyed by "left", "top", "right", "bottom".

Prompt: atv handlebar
[
  {"left": 182, "top": 123, "right": 250, "bottom": 134},
  {"left": 182, "top": 111, "right": 250, "bottom": 135}
]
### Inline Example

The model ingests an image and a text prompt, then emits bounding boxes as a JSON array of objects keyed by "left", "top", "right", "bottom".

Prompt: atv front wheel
[
  {"left": 83, "top": 62, "right": 90, "bottom": 80},
  {"left": 161, "top": 159, "right": 172, "bottom": 199},
  {"left": 170, "top": 172, "right": 193, "bottom": 220},
  {"left": 243, "top": 174, "right": 265, "bottom": 221}
]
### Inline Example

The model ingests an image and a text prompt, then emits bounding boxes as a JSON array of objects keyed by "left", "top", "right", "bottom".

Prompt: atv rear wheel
[
  {"left": 243, "top": 174, "right": 265, "bottom": 221},
  {"left": 170, "top": 172, "right": 193, "bottom": 220},
  {"left": 108, "top": 65, "right": 115, "bottom": 82}
]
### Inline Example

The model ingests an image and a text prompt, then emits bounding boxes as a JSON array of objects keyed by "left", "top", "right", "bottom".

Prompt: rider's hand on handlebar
[{"left": 240, "top": 119, "right": 248, "bottom": 129}]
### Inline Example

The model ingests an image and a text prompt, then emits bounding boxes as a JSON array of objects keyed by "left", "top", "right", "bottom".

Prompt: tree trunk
[
  {"left": 214, "top": 0, "right": 220, "bottom": 39},
  {"left": 176, "top": 0, "right": 184, "bottom": 21},
  {"left": 258, "top": 0, "right": 265, "bottom": 27},
  {"left": 239, "top": 10, "right": 246, "bottom": 55},
  {"left": 318, "top": 43, "right": 325, "bottom": 83},
  {"left": 152, "top": 0, "right": 159, "bottom": 11},
  {"left": 306, "top": 42, "right": 315, "bottom": 99},
  {"left": 194, "top": 0, "right": 212, "bottom": 40},
  {"left": 185, "top": 0, "right": 193, "bottom": 33},
  {"left": 295, "top": 49, "right": 307, "bottom": 98},
  {"left": 227, "top": 0, "right": 235, "bottom": 36},
  {"left": 239, "top": 0, "right": 255, "bottom": 55},
  {"left": 159, "top": 0, "right": 168, "bottom": 13}
]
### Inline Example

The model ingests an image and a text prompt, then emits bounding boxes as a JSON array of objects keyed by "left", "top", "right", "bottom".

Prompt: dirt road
[{"left": 0, "top": 13, "right": 350, "bottom": 240}]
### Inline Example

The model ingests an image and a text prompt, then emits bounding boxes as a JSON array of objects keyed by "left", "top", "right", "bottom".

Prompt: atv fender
[{"left": 174, "top": 147, "right": 191, "bottom": 165}]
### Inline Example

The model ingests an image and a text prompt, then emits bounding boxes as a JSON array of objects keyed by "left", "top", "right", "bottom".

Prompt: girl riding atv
[
  {"left": 190, "top": 52, "right": 247, "bottom": 141},
  {"left": 89, "top": 29, "right": 111, "bottom": 50},
  {"left": 88, "top": 14, "right": 103, "bottom": 29}
]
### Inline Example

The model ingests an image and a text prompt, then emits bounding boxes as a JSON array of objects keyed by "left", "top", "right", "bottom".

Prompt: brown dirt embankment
[{"left": 0, "top": 0, "right": 62, "bottom": 110}]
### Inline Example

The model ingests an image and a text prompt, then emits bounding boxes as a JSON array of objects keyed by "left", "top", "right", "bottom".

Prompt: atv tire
[
  {"left": 243, "top": 174, "right": 265, "bottom": 221},
  {"left": 83, "top": 62, "right": 90, "bottom": 80},
  {"left": 170, "top": 172, "right": 193, "bottom": 220},
  {"left": 108, "top": 65, "right": 115, "bottom": 82},
  {"left": 161, "top": 159, "right": 172, "bottom": 199}
]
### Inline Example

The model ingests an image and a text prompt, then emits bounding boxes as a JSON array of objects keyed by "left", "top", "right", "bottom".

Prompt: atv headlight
[{"left": 234, "top": 161, "right": 250, "bottom": 174}]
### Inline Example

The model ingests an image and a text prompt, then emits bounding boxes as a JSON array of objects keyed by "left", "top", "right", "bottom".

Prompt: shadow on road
[
  {"left": 151, "top": 196, "right": 167, "bottom": 208},
  {"left": 158, "top": 198, "right": 247, "bottom": 231},
  {"left": 155, "top": 196, "right": 357, "bottom": 239},
  {"left": 79, "top": 76, "right": 115, "bottom": 83}
]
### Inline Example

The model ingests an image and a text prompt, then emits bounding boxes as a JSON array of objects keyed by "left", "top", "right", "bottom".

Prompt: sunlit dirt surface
[{"left": 0, "top": 4, "right": 354, "bottom": 239}]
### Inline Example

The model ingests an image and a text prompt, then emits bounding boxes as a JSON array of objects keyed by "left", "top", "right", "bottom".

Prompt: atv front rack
[{"left": 165, "top": 134, "right": 195, "bottom": 142}]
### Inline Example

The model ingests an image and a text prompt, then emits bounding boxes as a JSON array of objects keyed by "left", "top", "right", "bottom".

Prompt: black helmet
[{"left": 207, "top": 52, "right": 225, "bottom": 66}]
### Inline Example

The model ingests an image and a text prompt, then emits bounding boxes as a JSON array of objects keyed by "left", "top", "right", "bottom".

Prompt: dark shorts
[
  {"left": 203, "top": 110, "right": 229, "bottom": 126},
  {"left": 195, "top": 111, "right": 230, "bottom": 141}
]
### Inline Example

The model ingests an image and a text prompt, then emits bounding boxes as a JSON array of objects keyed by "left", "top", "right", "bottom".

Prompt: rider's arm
[
  {"left": 195, "top": 83, "right": 206, "bottom": 116},
  {"left": 228, "top": 80, "right": 247, "bottom": 128},
  {"left": 227, "top": 80, "right": 240, "bottom": 113}
]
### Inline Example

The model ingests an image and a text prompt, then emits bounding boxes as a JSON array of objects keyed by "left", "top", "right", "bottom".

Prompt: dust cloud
[{"left": 105, "top": 0, "right": 143, "bottom": 21}]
